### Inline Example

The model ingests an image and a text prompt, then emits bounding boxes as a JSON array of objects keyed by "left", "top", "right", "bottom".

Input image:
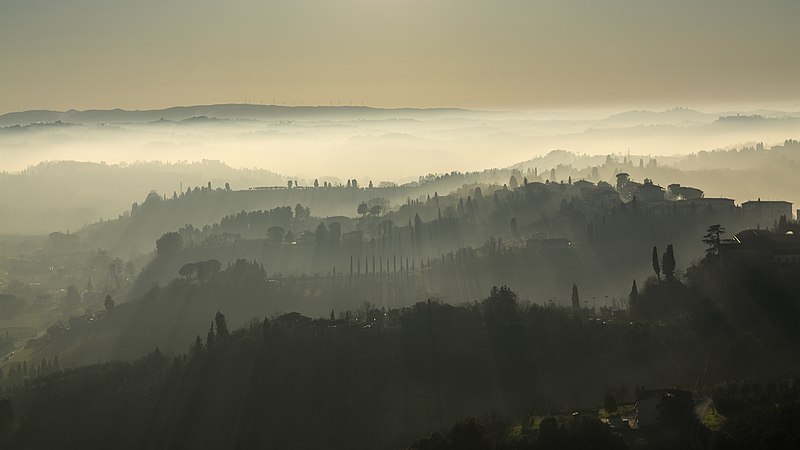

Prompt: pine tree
[{"left": 702, "top": 224, "right": 726, "bottom": 257}]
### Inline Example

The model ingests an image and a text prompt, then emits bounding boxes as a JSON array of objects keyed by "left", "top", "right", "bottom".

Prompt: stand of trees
[{"left": 3, "top": 247, "right": 799, "bottom": 448}]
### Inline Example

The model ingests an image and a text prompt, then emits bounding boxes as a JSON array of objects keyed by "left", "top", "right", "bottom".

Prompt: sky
[{"left": 1, "top": 0, "right": 799, "bottom": 114}]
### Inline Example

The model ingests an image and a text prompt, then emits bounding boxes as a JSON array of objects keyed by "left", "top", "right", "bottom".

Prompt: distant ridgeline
[
  {"left": 118, "top": 165, "right": 794, "bottom": 302},
  {"left": 1, "top": 138, "right": 797, "bottom": 237},
  {"left": 52, "top": 139, "right": 798, "bottom": 257}
]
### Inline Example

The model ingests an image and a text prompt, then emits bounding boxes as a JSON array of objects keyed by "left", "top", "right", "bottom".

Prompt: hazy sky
[{"left": 1, "top": 0, "right": 798, "bottom": 114}]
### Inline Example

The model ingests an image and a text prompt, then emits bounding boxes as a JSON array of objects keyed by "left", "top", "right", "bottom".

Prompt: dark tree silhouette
[
  {"left": 294, "top": 203, "right": 310, "bottom": 222},
  {"left": 179, "top": 263, "right": 198, "bottom": 279},
  {"left": 571, "top": 283, "right": 580, "bottom": 309},
  {"left": 662, "top": 244, "right": 676, "bottom": 280},
  {"left": 267, "top": 226, "right": 285, "bottom": 244},
  {"left": 214, "top": 311, "right": 229, "bottom": 340},
  {"left": 702, "top": 224, "right": 726, "bottom": 256},
  {"left": 193, "top": 335, "right": 203, "bottom": 354},
  {"left": 508, "top": 175, "right": 518, "bottom": 189},
  {"left": 628, "top": 279, "right": 641, "bottom": 315},
  {"left": 357, "top": 202, "right": 368, "bottom": 218},
  {"left": 448, "top": 418, "right": 489, "bottom": 450},
  {"left": 155, "top": 232, "right": 182, "bottom": 257},
  {"left": 104, "top": 295, "right": 115, "bottom": 311},
  {"left": 206, "top": 322, "right": 215, "bottom": 348},
  {"left": 197, "top": 260, "right": 222, "bottom": 283},
  {"left": 652, "top": 246, "right": 661, "bottom": 280}
]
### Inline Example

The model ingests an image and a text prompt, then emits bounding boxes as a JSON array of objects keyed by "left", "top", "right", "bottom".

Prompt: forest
[{"left": 1, "top": 245, "right": 798, "bottom": 449}]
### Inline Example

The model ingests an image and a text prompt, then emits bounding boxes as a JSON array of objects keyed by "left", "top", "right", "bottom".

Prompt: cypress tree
[
  {"left": 206, "top": 322, "right": 215, "bottom": 348},
  {"left": 214, "top": 311, "right": 229, "bottom": 340},
  {"left": 662, "top": 244, "right": 676, "bottom": 280},
  {"left": 571, "top": 283, "right": 580, "bottom": 309},
  {"left": 194, "top": 335, "right": 204, "bottom": 353},
  {"left": 652, "top": 246, "right": 661, "bottom": 280}
]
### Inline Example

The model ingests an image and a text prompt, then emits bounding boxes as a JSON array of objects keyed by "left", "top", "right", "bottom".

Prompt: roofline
[{"left": 742, "top": 200, "right": 792, "bottom": 204}]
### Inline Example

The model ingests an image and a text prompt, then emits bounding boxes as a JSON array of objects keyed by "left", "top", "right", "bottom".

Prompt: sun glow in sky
[{"left": 1, "top": 0, "right": 799, "bottom": 113}]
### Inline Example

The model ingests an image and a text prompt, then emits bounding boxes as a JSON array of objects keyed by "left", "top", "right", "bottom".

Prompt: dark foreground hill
[{"left": 3, "top": 248, "right": 800, "bottom": 449}]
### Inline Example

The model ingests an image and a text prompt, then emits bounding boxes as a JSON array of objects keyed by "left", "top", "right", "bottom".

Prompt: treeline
[
  {"left": 4, "top": 244, "right": 800, "bottom": 448},
  {"left": 630, "top": 247, "right": 800, "bottom": 368},
  {"left": 75, "top": 184, "right": 399, "bottom": 254},
  {"left": 0, "top": 356, "right": 60, "bottom": 392},
  {"left": 0, "top": 288, "right": 680, "bottom": 449},
  {"left": 706, "top": 377, "right": 800, "bottom": 450},
  {"left": 677, "top": 139, "right": 800, "bottom": 171},
  {"left": 409, "top": 415, "right": 628, "bottom": 450},
  {"left": 176, "top": 204, "right": 310, "bottom": 245},
  {"left": 131, "top": 173, "right": 755, "bottom": 307}
]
